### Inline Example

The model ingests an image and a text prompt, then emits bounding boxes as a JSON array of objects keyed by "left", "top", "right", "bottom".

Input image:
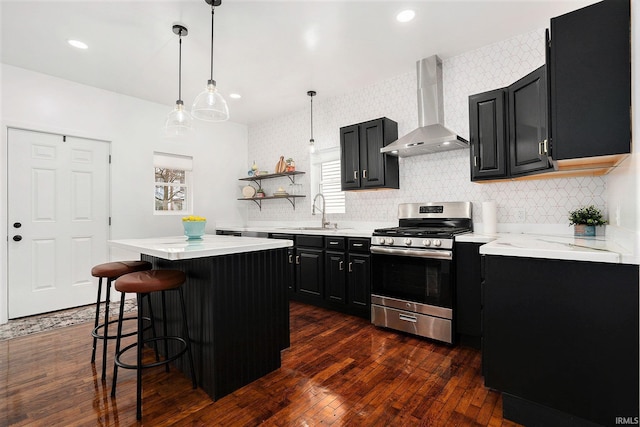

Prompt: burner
[{"left": 373, "top": 226, "right": 471, "bottom": 238}]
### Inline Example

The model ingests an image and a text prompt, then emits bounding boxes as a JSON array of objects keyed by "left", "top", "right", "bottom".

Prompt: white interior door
[{"left": 7, "top": 128, "right": 110, "bottom": 318}]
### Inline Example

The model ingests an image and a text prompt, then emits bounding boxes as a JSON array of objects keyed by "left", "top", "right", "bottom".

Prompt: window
[
  {"left": 154, "top": 152, "right": 193, "bottom": 214},
  {"left": 311, "top": 148, "right": 345, "bottom": 214}
]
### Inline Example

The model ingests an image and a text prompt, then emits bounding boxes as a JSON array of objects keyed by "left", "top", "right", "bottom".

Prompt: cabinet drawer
[
  {"left": 325, "top": 237, "right": 346, "bottom": 250},
  {"left": 296, "top": 235, "right": 324, "bottom": 248},
  {"left": 348, "top": 238, "right": 370, "bottom": 253}
]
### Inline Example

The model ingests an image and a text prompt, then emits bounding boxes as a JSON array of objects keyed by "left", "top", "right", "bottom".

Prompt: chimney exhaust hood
[{"left": 381, "top": 55, "right": 468, "bottom": 157}]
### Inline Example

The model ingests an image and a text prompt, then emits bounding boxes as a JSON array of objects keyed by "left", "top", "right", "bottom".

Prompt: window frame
[
  {"left": 153, "top": 152, "right": 194, "bottom": 216},
  {"left": 310, "top": 147, "right": 346, "bottom": 215}
]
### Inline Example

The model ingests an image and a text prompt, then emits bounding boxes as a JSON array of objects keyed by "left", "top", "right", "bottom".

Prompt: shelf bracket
[{"left": 251, "top": 199, "right": 262, "bottom": 211}]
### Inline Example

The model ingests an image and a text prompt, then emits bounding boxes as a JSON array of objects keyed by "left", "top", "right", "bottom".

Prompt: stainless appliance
[
  {"left": 380, "top": 56, "right": 468, "bottom": 157},
  {"left": 370, "top": 201, "right": 472, "bottom": 343}
]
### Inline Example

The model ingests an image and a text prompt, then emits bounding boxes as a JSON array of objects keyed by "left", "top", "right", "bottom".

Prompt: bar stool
[
  {"left": 111, "top": 269, "right": 197, "bottom": 420},
  {"left": 90, "top": 260, "right": 153, "bottom": 380}
]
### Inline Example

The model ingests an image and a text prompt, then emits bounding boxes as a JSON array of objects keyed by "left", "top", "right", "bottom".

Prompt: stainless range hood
[{"left": 381, "top": 55, "right": 468, "bottom": 157}]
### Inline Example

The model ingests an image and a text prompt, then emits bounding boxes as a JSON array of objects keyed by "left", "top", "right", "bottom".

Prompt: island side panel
[{"left": 142, "top": 247, "right": 289, "bottom": 400}]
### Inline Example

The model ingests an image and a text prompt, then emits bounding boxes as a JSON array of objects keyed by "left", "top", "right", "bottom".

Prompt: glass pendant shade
[
  {"left": 164, "top": 100, "right": 194, "bottom": 137},
  {"left": 192, "top": 80, "right": 229, "bottom": 122}
]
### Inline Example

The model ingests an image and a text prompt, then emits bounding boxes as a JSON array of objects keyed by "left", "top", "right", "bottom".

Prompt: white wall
[
  {"left": 606, "top": 0, "right": 639, "bottom": 258},
  {"left": 247, "top": 29, "right": 609, "bottom": 232},
  {"left": 0, "top": 64, "right": 248, "bottom": 323}
]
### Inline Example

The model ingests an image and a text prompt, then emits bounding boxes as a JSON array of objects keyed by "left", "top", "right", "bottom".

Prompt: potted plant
[
  {"left": 255, "top": 188, "right": 265, "bottom": 198},
  {"left": 568, "top": 205, "right": 606, "bottom": 237}
]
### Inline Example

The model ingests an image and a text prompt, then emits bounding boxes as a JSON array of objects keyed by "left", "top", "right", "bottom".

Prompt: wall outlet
[{"left": 513, "top": 207, "right": 526, "bottom": 223}]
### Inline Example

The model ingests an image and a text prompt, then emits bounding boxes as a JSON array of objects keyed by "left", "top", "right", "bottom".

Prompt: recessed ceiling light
[
  {"left": 67, "top": 39, "right": 88, "bottom": 49},
  {"left": 229, "top": 93, "right": 242, "bottom": 99},
  {"left": 396, "top": 9, "right": 416, "bottom": 23}
]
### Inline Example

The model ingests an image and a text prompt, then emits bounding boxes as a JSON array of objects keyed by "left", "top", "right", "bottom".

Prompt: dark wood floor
[{"left": 1, "top": 301, "right": 520, "bottom": 426}]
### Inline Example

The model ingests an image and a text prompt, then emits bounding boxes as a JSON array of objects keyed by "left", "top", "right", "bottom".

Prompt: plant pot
[
  {"left": 183, "top": 220, "right": 206, "bottom": 240},
  {"left": 574, "top": 224, "right": 595, "bottom": 237}
]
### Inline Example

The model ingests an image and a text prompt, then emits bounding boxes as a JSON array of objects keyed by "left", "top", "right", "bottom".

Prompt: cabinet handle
[
  {"left": 362, "top": 169, "right": 367, "bottom": 179},
  {"left": 339, "top": 261, "right": 344, "bottom": 271},
  {"left": 399, "top": 314, "right": 418, "bottom": 323},
  {"left": 539, "top": 139, "right": 548, "bottom": 156},
  {"left": 329, "top": 241, "right": 339, "bottom": 245},
  {"left": 352, "top": 243, "right": 363, "bottom": 247},
  {"left": 295, "top": 255, "right": 300, "bottom": 265},
  {"left": 353, "top": 170, "right": 358, "bottom": 180},
  {"left": 288, "top": 254, "right": 293, "bottom": 264},
  {"left": 348, "top": 262, "right": 353, "bottom": 273},
  {"left": 474, "top": 156, "right": 478, "bottom": 167}
]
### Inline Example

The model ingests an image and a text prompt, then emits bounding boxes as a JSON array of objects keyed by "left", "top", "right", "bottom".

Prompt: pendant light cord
[
  {"left": 209, "top": 5, "right": 215, "bottom": 81},
  {"left": 178, "top": 34, "right": 183, "bottom": 101},
  {"left": 310, "top": 94, "right": 314, "bottom": 142}
]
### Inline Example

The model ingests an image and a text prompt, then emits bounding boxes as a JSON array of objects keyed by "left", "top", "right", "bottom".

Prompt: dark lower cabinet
[
  {"left": 296, "top": 248, "right": 323, "bottom": 297},
  {"left": 347, "top": 252, "right": 370, "bottom": 315},
  {"left": 325, "top": 250, "right": 346, "bottom": 304},
  {"left": 455, "top": 242, "right": 482, "bottom": 348},
  {"left": 271, "top": 234, "right": 371, "bottom": 319},
  {"left": 483, "top": 255, "right": 639, "bottom": 426}
]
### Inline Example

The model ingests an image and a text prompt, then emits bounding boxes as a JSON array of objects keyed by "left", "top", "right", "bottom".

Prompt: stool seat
[
  {"left": 115, "top": 270, "right": 187, "bottom": 294},
  {"left": 91, "top": 261, "right": 152, "bottom": 279}
]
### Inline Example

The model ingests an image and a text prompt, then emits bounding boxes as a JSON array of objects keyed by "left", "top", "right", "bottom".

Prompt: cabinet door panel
[
  {"left": 348, "top": 254, "right": 370, "bottom": 309},
  {"left": 469, "top": 89, "right": 507, "bottom": 180},
  {"left": 360, "top": 121, "right": 385, "bottom": 188},
  {"left": 508, "top": 66, "right": 551, "bottom": 175},
  {"left": 340, "top": 125, "right": 361, "bottom": 190},
  {"left": 296, "top": 249, "right": 324, "bottom": 297},
  {"left": 325, "top": 251, "right": 346, "bottom": 304},
  {"left": 550, "top": 0, "right": 630, "bottom": 160}
]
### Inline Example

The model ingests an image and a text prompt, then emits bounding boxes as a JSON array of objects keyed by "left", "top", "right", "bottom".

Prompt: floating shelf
[{"left": 238, "top": 171, "right": 306, "bottom": 211}]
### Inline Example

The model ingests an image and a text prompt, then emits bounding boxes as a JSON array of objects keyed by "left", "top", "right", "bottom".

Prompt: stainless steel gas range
[{"left": 370, "top": 201, "right": 472, "bottom": 344}]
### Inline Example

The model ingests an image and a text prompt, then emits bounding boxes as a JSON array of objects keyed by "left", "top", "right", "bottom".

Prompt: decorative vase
[
  {"left": 574, "top": 224, "right": 595, "bottom": 237},
  {"left": 183, "top": 221, "right": 206, "bottom": 240}
]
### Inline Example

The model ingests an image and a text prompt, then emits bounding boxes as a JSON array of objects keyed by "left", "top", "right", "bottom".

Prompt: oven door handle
[{"left": 370, "top": 246, "right": 453, "bottom": 261}]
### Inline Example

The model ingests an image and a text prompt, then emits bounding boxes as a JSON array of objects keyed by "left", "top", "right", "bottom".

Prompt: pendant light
[
  {"left": 308, "top": 90, "right": 316, "bottom": 153},
  {"left": 164, "top": 25, "right": 194, "bottom": 137},
  {"left": 192, "top": 0, "right": 229, "bottom": 122}
]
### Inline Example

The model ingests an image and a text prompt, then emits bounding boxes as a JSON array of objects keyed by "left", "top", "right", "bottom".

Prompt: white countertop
[
  {"left": 217, "top": 226, "right": 375, "bottom": 238},
  {"left": 109, "top": 235, "right": 293, "bottom": 261},
  {"left": 475, "top": 233, "right": 632, "bottom": 264}
]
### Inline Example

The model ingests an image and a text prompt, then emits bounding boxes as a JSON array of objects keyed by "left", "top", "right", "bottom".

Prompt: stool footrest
[
  {"left": 91, "top": 316, "right": 152, "bottom": 340},
  {"left": 114, "top": 336, "right": 188, "bottom": 370}
]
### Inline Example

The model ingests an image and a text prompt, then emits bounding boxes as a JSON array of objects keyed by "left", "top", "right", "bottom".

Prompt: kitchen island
[{"left": 109, "top": 235, "right": 293, "bottom": 401}]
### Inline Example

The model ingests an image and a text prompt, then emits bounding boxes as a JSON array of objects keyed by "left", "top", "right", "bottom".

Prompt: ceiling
[{"left": 1, "top": 0, "right": 596, "bottom": 125}]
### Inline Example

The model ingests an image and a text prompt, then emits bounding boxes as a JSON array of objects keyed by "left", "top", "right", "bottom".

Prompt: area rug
[{"left": 0, "top": 299, "right": 137, "bottom": 341}]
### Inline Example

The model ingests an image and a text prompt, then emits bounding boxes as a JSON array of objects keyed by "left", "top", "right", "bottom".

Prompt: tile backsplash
[{"left": 246, "top": 29, "right": 606, "bottom": 227}]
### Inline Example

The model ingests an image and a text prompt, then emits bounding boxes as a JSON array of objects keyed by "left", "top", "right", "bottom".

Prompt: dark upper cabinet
[
  {"left": 340, "top": 117, "right": 399, "bottom": 191},
  {"left": 549, "top": 0, "right": 631, "bottom": 161},
  {"left": 507, "top": 66, "right": 551, "bottom": 175},
  {"left": 469, "top": 89, "right": 507, "bottom": 180},
  {"left": 469, "top": 66, "right": 551, "bottom": 181}
]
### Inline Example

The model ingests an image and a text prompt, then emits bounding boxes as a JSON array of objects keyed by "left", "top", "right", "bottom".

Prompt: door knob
[
  {"left": 13, "top": 222, "right": 21, "bottom": 228},
  {"left": 13, "top": 235, "right": 22, "bottom": 242}
]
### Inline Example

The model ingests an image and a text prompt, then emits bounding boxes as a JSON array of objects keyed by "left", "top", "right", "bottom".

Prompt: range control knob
[
  {"left": 404, "top": 239, "right": 412, "bottom": 246},
  {"left": 423, "top": 239, "right": 431, "bottom": 247},
  {"left": 433, "top": 239, "right": 442, "bottom": 247},
  {"left": 386, "top": 238, "right": 394, "bottom": 245}
]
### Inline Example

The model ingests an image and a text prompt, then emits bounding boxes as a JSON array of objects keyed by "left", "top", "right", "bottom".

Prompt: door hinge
[
  {"left": 63, "top": 135, "right": 67, "bottom": 142},
  {"left": 108, "top": 217, "right": 111, "bottom": 226},
  {"left": 108, "top": 155, "right": 111, "bottom": 164}
]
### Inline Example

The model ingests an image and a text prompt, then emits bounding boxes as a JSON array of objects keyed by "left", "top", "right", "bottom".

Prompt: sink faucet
[{"left": 312, "top": 193, "right": 330, "bottom": 228}]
